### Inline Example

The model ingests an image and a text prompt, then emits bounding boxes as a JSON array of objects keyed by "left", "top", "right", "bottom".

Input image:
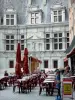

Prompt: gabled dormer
[
  {"left": 4, "top": 8, "right": 17, "bottom": 26},
  {"left": 50, "top": 4, "right": 66, "bottom": 23},
  {"left": 28, "top": 6, "right": 43, "bottom": 24}
]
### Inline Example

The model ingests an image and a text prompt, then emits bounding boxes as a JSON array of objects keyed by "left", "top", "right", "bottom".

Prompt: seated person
[{"left": 4, "top": 70, "right": 9, "bottom": 76}]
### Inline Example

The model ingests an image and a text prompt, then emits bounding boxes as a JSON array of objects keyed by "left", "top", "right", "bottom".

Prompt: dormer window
[
  {"left": 51, "top": 4, "right": 65, "bottom": 23},
  {"left": 4, "top": 8, "right": 17, "bottom": 25},
  {"left": 6, "top": 14, "right": 14, "bottom": 25},
  {"left": 53, "top": 10, "right": 62, "bottom": 22},
  {"left": 31, "top": 13, "right": 39, "bottom": 24},
  {"left": 28, "top": 7, "right": 42, "bottom": 24}
]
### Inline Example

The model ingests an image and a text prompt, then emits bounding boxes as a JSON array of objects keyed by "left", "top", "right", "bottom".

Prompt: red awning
[{"left": 67, "top": 48, "right": 75, "bottom": 58}]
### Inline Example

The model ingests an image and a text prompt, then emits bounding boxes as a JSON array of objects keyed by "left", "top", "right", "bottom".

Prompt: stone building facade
[{"left": 0, "top": 0, "right": 69, "bottom": 73}]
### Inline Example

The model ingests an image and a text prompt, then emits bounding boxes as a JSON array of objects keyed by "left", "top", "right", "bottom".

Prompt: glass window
[
  {"left": 58, "top": 10, "right": 62, "bottom": 15},
  {"left": 46, "top": 34, "right": 50, "bottom": 38},
  {"left": 6, "top": 14, "right": 14, "bottom": 25},
  {"left": 21, "top": 45, "right": 24, "bottom": 50},
  {"left": 54, "top": 39, "right": 58, "bottom": 42},
  {"left": 31, "top": 12, "right": 39, "bottom": 24},
  {"left": 59, "top": 33, "right": 62, "bottom": 37},
  {"left": 6, "top": 19, "right": 9, "bottom": 25},
  {"left": 59, "top": 43, "right": 62, "bottom": 49},
  {"left": 11, "top": 45, "right": 14, "bottom": 50},
  {"left": 46, "top": 44, "right": 50, "bottom": 50},
  {"left": 44, "top": 60, "right": 48, "bottom": 68},
  {"left": 59, "top": 38, "right": 62, "bottom": 42},
  {"left": 21, "top": 35, "right": 24, "bottom": 39},
  {"left": 53, "top": 10, "right": 62, "bottom": 22},
  {"left": 31, "top": 18, "right": 34, "bottom": 24},
  {"left": 54, "top": 44, "right": 58, "bottom": 49},
  {"left": 9, "top": 60, "right": 14, "bottom": 68},
  {"left": 54, "top": 34, "right": 57, "bottom": 37},
  {"left": 11, "top": 19, "right": 14, "bottom": 25},
  {"left": 6, "top": 35, "right": 9, "bottom": 39},
  {"left": 6, "top": 40, "right": 9, "bottom": 43},
  {"left": 53, "top": 60, "right": 58, "bottom": 68},
  {"left": 6, "top": 45, "right": 9, "bottom": 50},
  {"left": 54, "top": 11, "right": 57, "bottom": 15},
  {"left": 58, "top": 15, "right": 62, "bottom": 22},
  {"left": 54, "top": 16, "right": 57, "bottom": 22},
  {"left": 11, "top": 35, "right": 14, "bottom": 39},
  {"left": 5, "top": 35, "right": 14, "bottom": 51},
  {"left": 11, "top": 15, "right": 14, "bottom": 18},
  {"left": 6, "top": 15, "right": 9, "bottom": 18},
  {"left": 21, "top": 40, "right": 24, "bottom": 43},
  {"left": 46, "top": 39, "right": 50, "bottom": 43}
]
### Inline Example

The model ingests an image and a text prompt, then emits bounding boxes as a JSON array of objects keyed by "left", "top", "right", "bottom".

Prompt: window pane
[
  {"left": 54, "top": 39, "right": 58, "bottom": 42},
  {"left": 59, "top": 33, "right": 62, "bottom": 37},
  {"left": 6, "top": 15, "right": 9, "bottom": 18},
  {"left": 46, "top": 39, "right": 50, "bottom": 43},
  {"left": 31, "top": 18, "right": 34, "bottom": 24},
  {"left": 59, "top": 43, "right": 62, "bottom": 49},
  {"left": 67, "top": 43, "right": 69, "bottom": 48},
  {"left": 54, "top": 16, "right": 57, "bottom": 22},
  {"left": 21, "top": 45, "right": 24, "bottom": 50},
  {"left": 67, "top": 33, "right": 69, "bottom": 37},
  {"left": 67, "top": 38, "right": 69, "bottom": 42},
  {"left": 11, "top": 15, "right": 14, "bottom": 18},
  {"left": 21, "top": 35, "right": 24, "bottom": 39},
  {"left": 54, "top": 34, "right": 57, "bottom": 37},
  {"left": 58, "top": 10, "right": 62, "bottom": 15},
  {"left": 11, "top": 35, "right": 14, "bottom": 39},
  {"left": 6, "top": 40, "right": 9, "bottom": 43},
  {"left": 31, "top": 13, "right": 34, "bottom": 17},
  {"left": 21, "top": 40, "right": 24, "bottom": 43},
  {"left": 6, "top": 45, "right": 9, "bottom": 50},
  {"left": 11, "top": 45, "right": 14, "bottom": 50},
  {"left": 44, "top": 60, "right": 48, "bottom": 68},
  {"left": 54, "top": 11, "right": 57, "bottom": 15},
  {"left": 6, "top": 35, "right": 9, "bottom": 39},
  {"left": 6, "top": 19, "right": 9, "bottom": 25},
  {"left": 11, "top": 40, "right": 14, "bottom": 43},
  {"left": 11, "top": 19, "right": 14, "bottom": 25},
  {"left": 59, "top": 38, "right": 62, "bottom": 42},
  {"left": 35, "top": 18, "right": 39, "bottom": 24},
  {"left": 54, "top": 44, "right": 58, "bottom": 49},
  {"left": 58, "top": 16, "right": 62, "bottom": 22},
  {"left": 9, "top": 60, "right": 14, "bottom": 68},
  {"left": 53, "top": 60, "right": 58, "bottom": 68},
  {"left": 35, "top": 13, "right": 39, "bottom": 17},
  {"left": 46, "top": 34, "right": 50, "bottom": 38},
  {"left": 46, "top": 44, "right": 50, "bottom": 50}
]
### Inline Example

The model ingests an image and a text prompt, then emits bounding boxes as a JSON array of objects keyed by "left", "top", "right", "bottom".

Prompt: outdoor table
[
  {"left": 44, "top": 79, "right": 55, "bottom": 82},
  {"left": 46, "top": 76, "right": 55, "bottom": 79},
  {"left": 43, "top": 80, "right": 55, "bottom": 83}
]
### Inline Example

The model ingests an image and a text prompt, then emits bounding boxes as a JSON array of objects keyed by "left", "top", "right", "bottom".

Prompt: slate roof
[{"left": 0, "top": 0, "right": 69, "bottom": 24}]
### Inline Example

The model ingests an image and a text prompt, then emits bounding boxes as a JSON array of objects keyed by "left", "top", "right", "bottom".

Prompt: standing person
[
  {"left": 64, "top": 66, "right": 71, "bottom": 77},
  {"left": 55, "top": 70, "right": 61, "bottom": 96}
]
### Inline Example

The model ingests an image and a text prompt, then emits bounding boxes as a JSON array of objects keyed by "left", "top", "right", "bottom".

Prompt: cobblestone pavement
[
  {"left": 0, "top": 86, "right": 56, "bottom": 100},
  {"left": 0, "top": 86, "right": 75, "bottom": 100}
]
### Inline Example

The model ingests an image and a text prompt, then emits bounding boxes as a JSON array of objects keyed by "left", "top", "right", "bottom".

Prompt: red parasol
[
  {"left": 23, "top": 48, "right": 29, "bottom": 75},
  {"left": 15, "top": 43, "right": 22, "bottom": 78}
]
